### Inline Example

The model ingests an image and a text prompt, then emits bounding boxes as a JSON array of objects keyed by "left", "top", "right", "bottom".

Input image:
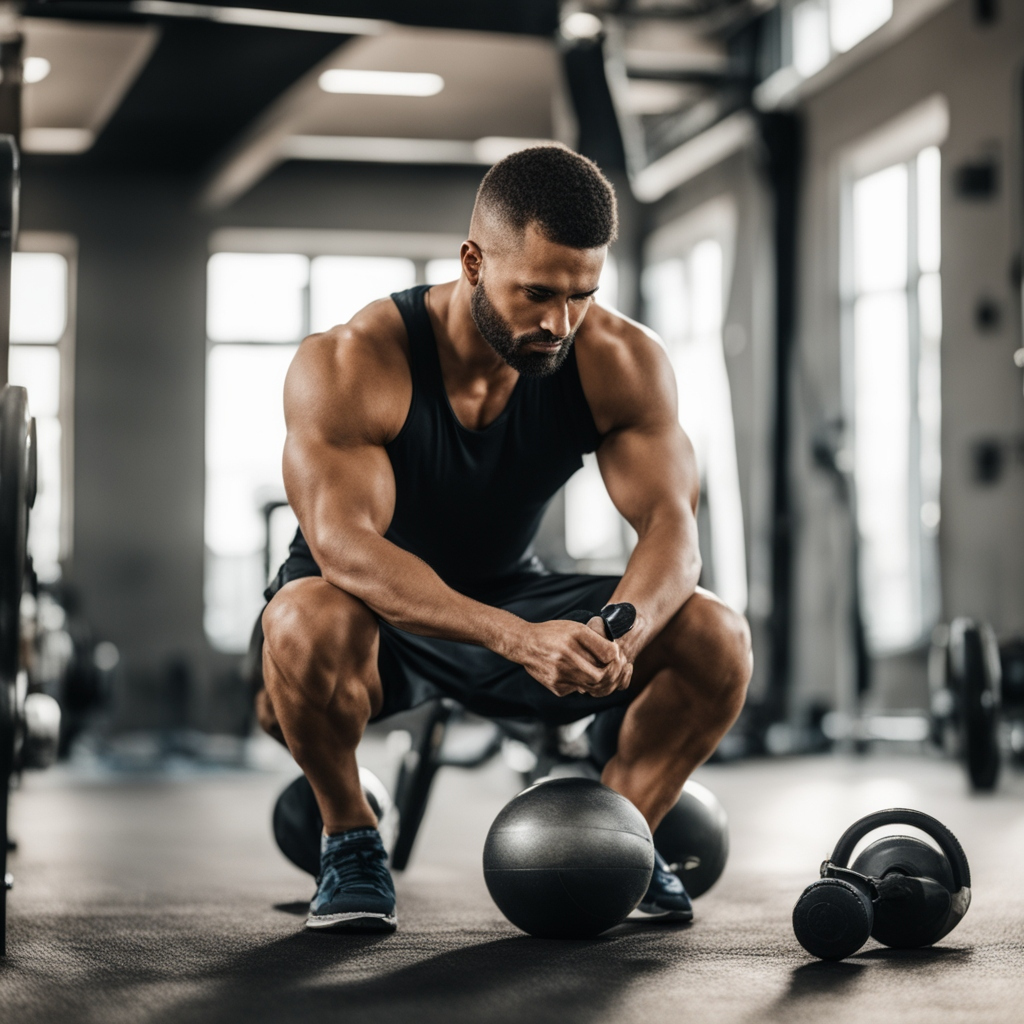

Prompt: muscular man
[{"left": 257, "top": 146, "right": 752, "bottom": 933}]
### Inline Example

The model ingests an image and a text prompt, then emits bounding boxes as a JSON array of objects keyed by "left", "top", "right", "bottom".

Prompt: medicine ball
[
  {"left": 483, "top": 777, "right": 654, "bottom": 939},
  {"left": 272, "top": 768, "right": 396, "bottom": 876},
  {"left": 653, "top": 779, "right": 729, "bottom": 898}
]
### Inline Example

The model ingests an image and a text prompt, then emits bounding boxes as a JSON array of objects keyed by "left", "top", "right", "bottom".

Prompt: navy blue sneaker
[
  {"left": 633, "top": 849, "right": 694, "bottom": 922},
  {"left": 306, "top": 827, "right": 397, "bottom": 932}
]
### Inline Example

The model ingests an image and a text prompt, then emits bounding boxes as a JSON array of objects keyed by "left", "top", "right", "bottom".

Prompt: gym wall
[{"left": 791, "top": 0, "right": 1024, "bottom": 718}]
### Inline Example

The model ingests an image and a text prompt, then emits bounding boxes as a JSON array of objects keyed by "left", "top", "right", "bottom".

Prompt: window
[
  {"left": 560, "top": 256, "right": 653, "bottom": 573},
  {"left": 205, "top": 250, "right": 418, "bottom": 651},
  {"left": 845, "top": 145, "right": 942, "bottom": 653},
  {"left": 788, "top": 0, "right": 892, "bottom": 78},
  {"left": 641, "top": 239, "right": 747, "bottom": 614},
  {"left": 7, "top": 236, "right": 76, "bottom": 582}
]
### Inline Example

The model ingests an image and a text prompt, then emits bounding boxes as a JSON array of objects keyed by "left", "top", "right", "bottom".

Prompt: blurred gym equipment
[
  {"left": 482, "top": 777, "right": 653, "bottom": 939},
  {"left": 653, "top": 779, "right": 729, "bottom": 899},
  {"left": 929, "top": 619, "right": 1002, "bottom": 791},
  {"left": 272, "top": 768, "right": 396, "bottom": 878},
  {"left": 792, "top": 808, "right": 971, "bottom": 961},
  {"left": 0, "top": 116, "right": 34, "bottom": 954}
]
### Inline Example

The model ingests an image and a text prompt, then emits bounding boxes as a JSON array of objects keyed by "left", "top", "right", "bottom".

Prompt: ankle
[{"left": 320, "top": 826, "right": 383, "bottom": 856}]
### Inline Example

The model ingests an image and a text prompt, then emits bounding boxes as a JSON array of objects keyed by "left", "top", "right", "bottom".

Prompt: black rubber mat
[{"left": 2, "top": 753, "right": 1022, "bottom": 1024}]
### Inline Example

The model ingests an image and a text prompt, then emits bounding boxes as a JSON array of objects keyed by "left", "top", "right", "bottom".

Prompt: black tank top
[{"left": 286, "top": 284, "right": 602, "bottom": 595}]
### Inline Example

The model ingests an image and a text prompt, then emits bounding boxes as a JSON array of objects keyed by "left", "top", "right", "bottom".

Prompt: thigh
[
  {"left": 379, "top": 572, "right": 627, "bottom": 724},
  {"left": 630, "top": 586, "right": 737, "bottom": 688},
  {"left": 261, "top": 576, "right": 386, "bottom": 717},
  {"left": 255, "top": 550, "right": 432, "bottom": 725}
]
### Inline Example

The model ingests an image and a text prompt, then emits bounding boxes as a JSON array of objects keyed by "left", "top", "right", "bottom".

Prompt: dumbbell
[{"left": 792, "top": 808, "right": 971, "bottom": 960}]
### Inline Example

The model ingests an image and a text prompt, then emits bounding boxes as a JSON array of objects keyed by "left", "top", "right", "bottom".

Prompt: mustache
[{"left": 514, "top": 329, "right": 571, "bottom": 348}]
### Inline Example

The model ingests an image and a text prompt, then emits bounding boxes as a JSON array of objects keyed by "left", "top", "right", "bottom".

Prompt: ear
[{"left": 461, "top": 240, "right": 482, "bottom": 286}]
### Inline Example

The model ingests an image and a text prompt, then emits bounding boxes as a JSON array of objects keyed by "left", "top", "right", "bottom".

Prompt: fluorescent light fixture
[
  {"left": 130, "top": 1, "right": 385, "bottom": 35},
  {"left": 281, "top": 135, "right": 552, "bottom": 166},
  {"left": 473, "top": 136, "right": 551, "bottom": 163},
  {"left": 318, "top": 69, "right": 444, "bottom": 97},
  {"left": 23, "top": 57, "right": 51, "bottom": 84},
  {"left": 21, "top": 128, "right": 95, "bottom": 154}
]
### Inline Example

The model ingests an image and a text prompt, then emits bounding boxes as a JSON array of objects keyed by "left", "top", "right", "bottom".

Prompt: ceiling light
[
  {"left": 318, "top": 69, "right": 444, "bottom": 97},
  {"left": 561, "top": 11, "right": 603, "bottom": 41},
  {"left": 22, "top": 57, "right": 51, "bottom": 84}
]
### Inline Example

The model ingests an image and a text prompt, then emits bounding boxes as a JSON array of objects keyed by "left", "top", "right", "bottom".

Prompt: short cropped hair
[{"left": 475, "top": 145, "right": 618, "bottom": 249}]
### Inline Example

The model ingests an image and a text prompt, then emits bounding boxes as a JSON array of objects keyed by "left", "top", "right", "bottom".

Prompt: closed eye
[{"left": 524, "top": 288, "right": 598, "bottom": 302}]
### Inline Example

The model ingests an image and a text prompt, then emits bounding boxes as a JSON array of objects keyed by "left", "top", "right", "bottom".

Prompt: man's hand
[{"left": 513, "top": 619, "right": 632, "bottom": 698}]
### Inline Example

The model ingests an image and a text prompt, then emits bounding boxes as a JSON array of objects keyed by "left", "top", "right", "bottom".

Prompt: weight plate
[{"left": 949, "top": 618, "right": 1001, "bottom": 791}]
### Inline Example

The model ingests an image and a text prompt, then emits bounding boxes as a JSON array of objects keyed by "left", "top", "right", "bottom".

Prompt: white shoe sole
[
  {"left": 305, "top": 910, "right": 397, "bottom": 932},
  {"left": 631, "top": 904, "right": 694, "bottom": 923}
]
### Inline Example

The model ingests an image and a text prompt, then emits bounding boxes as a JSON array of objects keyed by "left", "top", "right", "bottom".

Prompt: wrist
[
  {"left": 484, "top": 608, "right": 527, "bottom": 661},
  {"left": 616, "top": 610, "right": 648, "bottom": 662}
]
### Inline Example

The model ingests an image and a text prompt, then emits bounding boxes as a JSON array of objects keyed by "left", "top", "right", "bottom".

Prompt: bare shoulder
[
  {"left": 284, "top": 297, "right": 412, "bottom": 446},
  {"left": 575, "top": 303, "right": 677, "bottom": 435}
]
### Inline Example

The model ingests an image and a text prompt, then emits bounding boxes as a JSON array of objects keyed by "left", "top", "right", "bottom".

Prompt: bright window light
[
  {"left": 28, "top": 417, "right": 62, "bottom": 576},
  {"left": 207, "top": 253, "right": 308, "bottom": 342},
  {"left": 642, "top": 242, "right": 747, "bottom": 615},
  {"left": 205, "top": 344, "right": 296, "bottom": 558},
  {"left": 8, "top": 247, "right": 71, "bottom": 582},
  {"left": 854, "top": 291, "right": 911, "bottom": 645},
  {"left": 917, "top": 146, "right": 941, "bottom": 275},
  {"left": 8, "top": 345, "right": 60, "bottom": 418},
  {"left": 318, "top": 69, "right": 444, "bottom": 97},
  {"left": 23, "top": 56, "right": 51, "bottom": 84},
  {"left": 11, "top": 252, "right": 67, "bottom": 342},
  {"left": 560, "top": 253, "right": 623, "bottom": 564},
  {"left": 425, "top": 258, "right": 462, "bottom": 285},
  {"left": 565, "top": 453, "right": 624, "bottom": 561},
  {"left": 8, "top": 348, "right": 62, "bottom": 577},
  {"left": 792, "top": 0, "right": 830, "bottom": 77},
  {"left": 829, "top": 0, "right": 892, "bottom": 53},
  {"left": 598, "top": 254, "right": 619, "bottom": 311},
  {"left": 853, "top": 163, "right": 907, "bottom": 293},
  {"left": 849, "top": 146, "right": 942, "bottom": 652},
  {"left": 309, "top": 256, "right": 415, "bottom": 333}
]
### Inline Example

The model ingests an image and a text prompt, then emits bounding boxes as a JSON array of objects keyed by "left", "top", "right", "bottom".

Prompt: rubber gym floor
[{"left": 2, "top": 741, "right": 1023, "bottom": 1024}]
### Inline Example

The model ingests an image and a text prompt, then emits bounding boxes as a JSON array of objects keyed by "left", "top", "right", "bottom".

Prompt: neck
[{"left": 430, "top": 278, "right": 518, "bottom": 383}]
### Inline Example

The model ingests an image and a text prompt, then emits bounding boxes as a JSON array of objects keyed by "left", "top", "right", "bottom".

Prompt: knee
[
  {"left": 261, "top": 578, "right": 377, "bottom": 708},
  {"left": 665, "top": 594, "right": 752, "bottom": 713}
]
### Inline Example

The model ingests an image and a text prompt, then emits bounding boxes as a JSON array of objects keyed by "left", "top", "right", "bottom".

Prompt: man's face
[{"left": 469, "top": 223, "right": 606, "bottom": 378}]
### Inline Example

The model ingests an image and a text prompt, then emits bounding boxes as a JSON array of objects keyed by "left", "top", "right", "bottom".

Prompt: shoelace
[{"left": 319, "top": 840, "right": 394, "bottom": 897}]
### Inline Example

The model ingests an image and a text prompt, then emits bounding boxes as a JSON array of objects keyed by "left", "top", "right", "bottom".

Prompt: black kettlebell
[{"left": 792, "top": 808, "right": 971, "bottom": 961}]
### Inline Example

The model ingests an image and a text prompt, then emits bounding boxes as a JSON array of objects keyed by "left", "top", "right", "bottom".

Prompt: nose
[{"left": 539, "top": 301, "right": 571, "bottom": 340}]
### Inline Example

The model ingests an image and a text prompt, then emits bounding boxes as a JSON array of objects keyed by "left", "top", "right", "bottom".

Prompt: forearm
[
  {"left": 606, "top": 513, "right": 701, "bottom": 662},
  {"left": 308, "top": 527, "right": 523, "bottom": 657}
]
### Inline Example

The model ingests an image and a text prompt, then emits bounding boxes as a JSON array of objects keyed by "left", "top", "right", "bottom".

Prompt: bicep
[
  {"left": 596, "top": 419, "right": 699, "bottom": 533},
  {"left": 283, "top": 430, "right": 396, "bottom": 559}
]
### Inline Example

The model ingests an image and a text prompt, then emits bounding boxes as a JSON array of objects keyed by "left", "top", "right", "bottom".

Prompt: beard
[{"left": 470, "top": 279, "right": 576, "bottom": 378}]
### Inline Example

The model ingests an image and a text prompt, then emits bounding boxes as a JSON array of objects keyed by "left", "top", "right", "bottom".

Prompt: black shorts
[{"left": 258, "top": 559, "right": 633, "bottom": 726}]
